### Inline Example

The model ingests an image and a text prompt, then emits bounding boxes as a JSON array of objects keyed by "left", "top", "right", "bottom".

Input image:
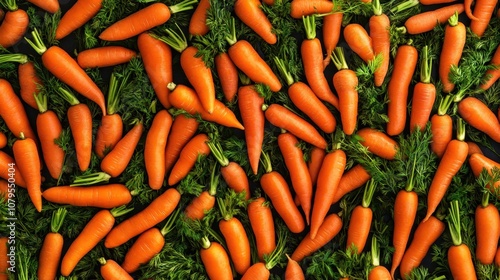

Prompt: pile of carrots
[{"left": 2, "top": 0, "right": 500, "bottom": 279}]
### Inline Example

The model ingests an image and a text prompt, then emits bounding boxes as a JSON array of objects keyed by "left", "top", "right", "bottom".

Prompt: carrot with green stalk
[
  {"left": 468, "top": 153, "right": 500, "bottom": 195},
  {"left": 368, "top": 237, "right": 391, "bottom": 280},
  {"left": 346, "top": 179, "right": 376, "bottom": 254},
  {"left": 410, "top": 45, "right": 436, "bottom": 133},
  {"left": 439, "top": 12, "right": 466, "bottom": 93},
  {"left": 37, "top": 208, "right": 67, "bottom": 280},
  {"left": 248, "top": 197, "right": 276, "bottom": 261},
  {"left": 475, "top": 191, "right": 500, "bottom": 265},
  {"left": 370, "top": 0, "right": 390, "bottom": 87},
  {"left": 184, "top": 165, "right": 218, "bottom": 220},
  {"left": 0, "top": 0, "right": 28, "bottom": 48},
  {"left": 430, "top": 95, "right": 454, "bottom": 158},
  {"left": 13, "top": 132, "right": 41, "bottom": 212},
  {"left": 200, "top": 236, "right": 233, "bottom": 280}
]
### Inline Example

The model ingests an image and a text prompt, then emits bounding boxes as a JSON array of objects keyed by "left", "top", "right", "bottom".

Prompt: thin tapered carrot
[
  {"left": 55, "top": 0, "right": 102, "bottom": 40},
  {"left": 457, "top": 96, "right": 500, "bottom": 143},
  {"left": 168, "top": 133, "right": 211, "bottom": 186},
  {"left": 216, "top": 52, "right": 239, "bottom": 102},
  {"left": 165, "top": 114, "right": 199, "bottom": 174},
  {"left": 470, "top": 0, "right": 498, "bottom": 37},
  {"left": 439, "top": 12, "right": 466, "bottom": 93},
  {"left": 424, "top": 119, "right": 469, "bottom": 222},
  {"left": 387, "top": 43, "right": 418, "bottom": 136},
  {"left": 184, "top": 166, "right": 218, "bottom": 220},
  {"left": 344, "top": 23, "right": 375, "bottom": 63},
  {"left": 290, "top": 0, "right": 334, "bottom": 18},
  {"left": 468, "top": 152, "right": 500, "bottom": 194},
  {"left": 77, "top": 46, "right": 136, "bottom": 69},
  {"left": 465, "top": 0, "right": 478, "bottom": 20},
  {"left": 200, "top": 237, "right": 233, "bottom": 280},
  {"left": 368, "top": 238, "right": 391, "bottom": 280},
  {"left": 105, "top": 187, "right": 181, "bottom": 248},
  {"left": 467, "top": 141, "right": 483, "bottom": 155},
  {"left": 400, "top": 216, "right": 445, "bottom": 279},
  {"left": 18, "top": 60, "right": 43, "bottom": 110},
  {"left": 13, "top": 133, "right": 41, "bottom": 212},
  {"left": 322, "top": 11, "right": 343, "bottom": 68},
  {"left": 0, "top": 133, "right": 5, "bottom": 149},
  {"left": 260, "top": 152, "right": 305, "bottom": 233},
  {"left": 138, "top": 32, "right": 173, "bottom": 108},
  {"left": 410, "top": 46, "right": 436, "bottom": 133},
  {"left": 145, "top": 110, "right": 173, "bottom": 190},
  {"left": 264, "top": 104, "right": 327, "bottom": 149},
  {"left": 248, "top": 197, "right": 276, "bottom": 261},
  {"left": 285, "top": 254, "right": 305, "bottom": 280},
  {"left": 235, "top": 0, "right": 276, "bottom": 44},
  {"left": 0, "top": 1, "right": 28, "bottom": 48},
  {"left": 430, "top": 95, "right": 454, "bottom": 157},
  {"left": 61, "top": 207, "right": 133, "bottom": 276},
  {"left": 189, "top": 0, "right": 210, "bottom": 36},
  {"left": 42, "top": 184, "right": 132, "bottom": 208},
  {"left": 370, "top": 0, "right": 390, "bottom": 87},
  {"left": 302, "top": 15, "right": 339, "bottom": 108},
  {"left": 167, "top": 83, "right": 244, "bottom": 130},
  {"left": 0, "top": 151, "right": 26, "bottom": 188},
  {"left": 310, "top": 145, "right": 346, "bottom": 240},
  {"left": 37, "top": 209, "right": 67, "bottom": 280},
  {"left": 27, "top": 0, "right": 59, "bottom": 13},
  {"left": 403, "top": 3, "right": 465, "bottom": 34},
  {"left": 346, "top": 180, "right": 376, "bottom": 254},
  {"left": 447, "top": 201, "right": 478, "bottom": 280},
  {"left": 356, "top": 128, "right": 399, "bottom": 160},
  {"left": 278, "top": 132, "right": 313, "bottom": 225},
  {"left": 0, "top": 237, "right": 9, "bottom": 280},
  {"left": 475, "top": 192, "right": 500, "bottom": 265},
  {"left": 332, "top": 164, "right": 372, "bottom": 204},
  {"left": 99, "top": 0, "right": 197, "bottom": 41},
  {"left": 99, "top": 258, "right": 133, "bottom": 280},
  {"left": 479, "top": 43, "right": 500, "bottom": 90},
  {"left": 307, "top": 147, "right": 325, "bottom": 187},
  {"left": 291, "top": 213, "right": 343, "bottom": 262}
]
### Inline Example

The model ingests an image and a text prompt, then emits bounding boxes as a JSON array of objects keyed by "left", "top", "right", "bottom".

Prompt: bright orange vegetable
[{"left": 42, "top": 184, "right": 132, "bottom": 208}]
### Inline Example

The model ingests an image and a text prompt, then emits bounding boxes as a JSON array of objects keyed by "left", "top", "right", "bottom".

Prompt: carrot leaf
[
  {"left": 168, "top": 0, "right": 198, "bottom": 14},
  {"left": 24, "top": 28, "right": 47, "bottom": 55},
  {"left": 70, "top": 172, "right": 111, "bottom": 186},
  {"left": 152, "top": 24, "right": 188, "bottom": 53},
  {"left": 447, "top": 200, "right": 462, "bottom": 246},
  {"left": 50, "top": 208, "right": 68, "bottom": 233},
  {"left": 361, "top": 179, "right": 376, "bottom": 208}
]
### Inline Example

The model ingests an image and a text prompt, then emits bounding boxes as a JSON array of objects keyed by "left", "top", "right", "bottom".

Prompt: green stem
[
  {"left": 302, "top": 15, "right": 316, "bottom": 40},
  {"left": 447, "top": 200, "right": 462, "bottom": 246},
  {"left": 481, "top": 191, "right": 490, "bottom": 208},
  {"left": 420, "top": 45, "right": 432, "bottom": 84},
  {"left": 34, "top": 91, "right": 47, "bottom": 114},
  {"left": 372, "top": 0, "right": 383, "bottom": 16},
  {"left": 160, "top": 208, "right": 180, "bottom": 236},
  {"left": 239, "top": 72, "right": 251, "bottom": 85},
  {"left": 0, "top": 54, "right": 28, "bottom": 64},
  {"left": 201, "top": 236, "right": 211, "bottom": 249},
  {"left": 437, "top": 95, "right": 453, "bottom": 116},
  {"left": 361, "top": 179, "right": 376, "bottom": 208},
  {"left": 225, "top": 17, "right": 237, "bottom": 46},
  {"left": 448, "top": 11, "right": 459, "bottom": 27},
  {"left": 3, "top": 0, "right": 17, "bottom": 11},
  {"left": 433, "top": 276, "right": 447, "bottom": 280},
  {"left": 152, "top": 24, "right": 188, "bottom": 53},
  {"left": 18, "top": 132, "right": 25, "bottom": 140},
  {"left": 273, "top": 57, "right": 295, "bottom": 86},
  {"left": 70, "top": 172, "right": 111, "bottom": 186},
  {"left": 207, "top": 142, "right": 229, "bottom": 167},
  {"left": 453, "top": 89, "right": 467, "bottom": 102},
  {"left": 167, "top": 82, "right": 177, "bottom": 91},
  {"left": 50, "top": 208, "right": 67, "bottom": 233},
  {"left": 168, "top": 0, "right": 198, "bottom": 14},
  {"left": 456, "top": 117, "right": 465, "bottom": 142},
  {"left": 390, "top": 0, "right": 418, "bottom": 14},
  {"left": 57, "top": 87, "right": 80, "bottom": 106},
  {"left": 97, "top": 257, "right": 107, "bottom": 266},
  {"left": 208, "top": 164, "right": 219, "bottom": 196},
  {"left": 107, "top": 71, "right": 130, "bottom": 115},
  {"left": 371, "top": 237, "right": 381, "bottom": 267},
  {"left": 24, "top": 29, "right": 47, "bottom": 55},
  {"left": 110, "top": 205, "right": 134, "bottom": 218},
  {"left": 395, "top": 26, "right": 407, "bottom": 34},
  {"left": 406, "top": 156, "right": 417, "bottom": 192},
  {"left": 260, "top": 151, "right": 273, "bottom": 173},
  {"left": 261, "top": 104, "right": 269, "bottom": 112},
  {"left": 264, "top": 227, "right": 287, "bottom": 270},
  {"left": 331, "top": 47, "right": 349, "bottom": 71}
]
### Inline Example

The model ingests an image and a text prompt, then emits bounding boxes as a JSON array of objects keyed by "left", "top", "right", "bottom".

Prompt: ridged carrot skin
[
  {"left": 184, "top": 191, "right": 216, "bottom": 220},
  {"left": 370, "top": 0, "right": 390, "bottom": 87},
  {"left": 221, "top": 162, "right": 251, "bottom": 200},
  {"left": 448, "top": 244, "right": 477, "bottom": 280},
  {"left": 410, "top": 45, "right": 436, "bottom": 133},
  {"left": 307, "top": 147, "right": 325, "bottom": 187},
  {"left": 0, "top": 9, "right": 29, "bottom": 48},
  {"left": 27, "top": 0, "right": 59, "bottom": 13},
  {"left": 77, "top": 46, "right": 137, "bottom": 68},
  {"left": 458, "top": 97, "right": 500, "bottom": 143},
  {"left": 248, "top": 197, "right": 276, "bottom": 261},
  {"left": 37, "top": 209, "right": 66, "bottom": 280},
  {"left": 439, "top": 14, "right": 466, "bottom": 93},
  {"left": 164, "top": 114, "right": 199, "bottom": 174},
  {"left": 346, "top": 204, "right": 372, "bottom": 254},
  {"left": 181, "top": 46, "right": 215, "bottom": 113},
  {"left": 68, "top": 103, "right": 93, "bottom": 172},
  {"left": 99, "top": 259, "right": 133, "bottom": 280},
  {"left": 95, "top": 114, "right": 123, "bottom": 159},
  {"left": 475, "top": 203, "right": 500, "bottom": 264},
  {"left": 37, "top": 110, "right": 65, "bottom": 180},
  {"left": 18, "top": 61, "right": 43, "bottom": 110},
  {"left": 430, "top": 113, "right": 453, "bottom": 158},
  {"left": 121, "top": 228, "right": 165, "bottom": 273},
  {"left": 332, "top": 164, "right": 371, "bottom": 204},
  {"left": 343, "top": 24, "right": 375, "bottom": 63},
  {"left": 470, "top": 0, "right": 498, "bottom": 37},
  {"left": 290, "top": 0, "right": 334, "bottom": 18},
  {"left": 43, "top": 184, "right": 132, "bottom": 208},
  {"left": 0, "top": 151, "right": 26, "bottom": 188},
  {"left": 168, "top": 134, "right": 211, "bottom": 186},
  {"left": 200, "top": 239, "right": 233, "bottom": 280},
  {"left": 219, "top": 217, "right": 251, "bottom": 275},
  {"left": 55, "top": 0, "right": 102, "bottom": 40},
  {"left": 285, "top": 254, "right": 305, "bottom": 280},
  {"left": 404, "top": 4, "right": 465, "bottom": 34},
  {"left": 13, "top": 136, "right": 41, "bottom": 212},
  {"left": 322, "top": 12, "right": 343, "bottom": 68},
  {"left": 356, "top": 128, "right": 399, "bottom": 160},
  {"left": 234, "top": 0, "right": 276, "bottom": 44},
  {"left": 332, "top": 65, "right": 358, "bottom": 135},
  {"left": 189, "top": 0, "right": 210, "bottom": 36},
  {"left": 215, "top": 53, "right": 239, "bottom": 102},
  {"left": 145, "top": 110, "right": 173, "bottom": 190}
]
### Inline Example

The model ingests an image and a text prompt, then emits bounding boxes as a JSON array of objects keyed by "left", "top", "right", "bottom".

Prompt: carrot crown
[
  {"left": 166, "top": 0, "right": 198, "bottom": 14},
  {"left": 97, "top": 257, "right": 107, "bottom": 266},
  {"left": 24, "top": 29, "right": 48, "bottom": 56},
  {"left": 370, "top": 237, "right": 381, "bottom": 267},
  {"left": 217, "top": 191, "right": 245, "bottom": 221},
  {"left": 50, "top": 208, "right": 68, "bottom": 233},
  {"left": 207, "top": 141, "right": 229, "bottom": 167},
  {"left": 110, "top": 205, "right": 135, "bottom": 218},
  {"left": 390, "top": 0, "right": 418, "bottom": 14},
  {"left": 260, "top": 151, "right": 273, "bottom": 173},
  {"left": 331, "top": 47, "right": 349, "bottom": 71},
  {"left": 225, "top": 17, "right": 238, "bottom": 46},
  {"left": 481, "top": 192, "right": 490, "bottom": 208},
  {"left": 447, "top": 200, "right": 462, "bottom": 246},
  {"left": 448, "top": 11, "right": 459, "bottom": 27},
  {"left": 57, "top": 87, "right": 80, "bottom": 106},
  {"left": 2, "top": 0, "right": 18, "bottom": 11},
  {"left": 419, "top": 46, "right": 432, "bottom": 84},
  {"left": 273, "top": 57, "right": 295, "bottom": 86},
  {"left": 436, "top": 95, "right": 453, "bottom": 116},
  {"left": 361, "top": 179, "right": 376, "bottom": 208},
  {"left": 208, "top": 164, "right": 219, "bottom": 197},
  {"left": 263, "top": 225, "right": 287, "bottom": 270},
  {"left": 160, "top": 208, "right": 181, "bottom": 236},
  {"left": 456, "top": 118, "right": 466, "bottom": 142},
  {"left": 302, "top": 15, "right": 316, "bottom": 40},
  {"left": 34, "top": 91, "right": 48, "bottom": 114},
  {"left": 106, "top": 71, "right": 130, "bottom": 115},
  {"left": 0, "top": 54, "right": 28, "bottom": 64},
  {"left": 200, "top": 236, "right": 212, "bottom": 250},
  {"left": 153, "top": 24, "right": 188, "bottom": 53},
  {"left": 70, "top": 172, "right": 111, "bottom": 186},
  {"left": 372, "top": 0, "right": 383, "bottom": 16},
  {"left": 239, "top": 73, "right": 251, "bottom": 86}
]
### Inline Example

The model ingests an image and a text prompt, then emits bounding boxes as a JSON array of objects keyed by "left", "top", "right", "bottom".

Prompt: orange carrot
[
  {"left": 0, "top": 151, "right": 26, "bottom": 188},
  {"left": 55, "top": 0, "right": 102, "bottom": 40},
  {"left": 145, "top": 110, "right": 173, "bottom": 190},
  {"left": 168, "top": 133, "right": 211, "bottom": 186},
  {"left": 307, "top": 147, "right": 325, "bottom": 187},
  {"left": 458, "top": 96, "right": 500, "bottom": 143},
  {"left": 344, "top": 23, "right": 375, "bottom": 63},
  {"left": 27, "top": 0, "right": 59, "bottom": 13},
  {"left": 189, "top": 0, "right": 210, "bottom": 36},
  {"left": 479, "top": 43, "right": 500, "bottom": 91},
  {"left": 42, "top": 184, "right": 132, "bottom": 208},
  {"left": 290, "top": 0, "right": 334, "bottom": 18},
  {"left": 475, "top": 192, "right": 500, "bottom": 265},
  {"left": 164, "top": 114, "right": 199, "bottom": 174},
  {"left": 0, "top": 1, "right": 28, "bottom": 48},
  {"left": 215, "top": 52, "right": 239, "bottom": 102},
  {"left": 356, "top": 128, "right": 399, "bottom": 160},
  {"left": 184, "top": 167, "right": 218, "bottom": 220},
  {"left": 470, "top": 0, "right": 498, "bottom": 37},
  {"left": 13, "top": 133, "right": 41, "bottom": 212},
  {"left": 200, "top": 237, "right": 233, "bottom": 280},
  {"left": 18, "top": 60, "right": 43, "bottom": 110},
  {"left": 332, "top": 164, "right": 372, "bottom": 204},
  {"left": 410, "top": 46, "right": 436, "bottom": 133},
  {"left": 235, "top": 0, "right": 276, "bottom": 44},
  {"left": 285, "top": 254, "right": 305, "bottom": 280},
  {"left": 465, "top": 0, "right": 478, "bottom": 20},
  {"left": 468, "top": 152, "right": 500, "bottom": 194},
  {"left": 77, "top": 46, "right": 136, "bottom": 69},
  {"left": 430, "top": 95, "right": 454, "bottom": 158},
  {"left": 322, "top": 11, "right": 343, "bottom": 68},
  {"left": 346, "top": 180, "right": 376, "bottom": 254},
  {"left": 37, "top": 209, "right": 67, "bottom": 280},
  {"left": 99, "top": 258, "right": 133, "bottom": 280},
  {"left": 467, "top": 142, "right": 483, "bottom": 155},
  {"left": 0, "top": 133, "right": 5, "bottom": 149},
  {"left": 368, "top": 238, "right": 391, "bottom": 280},
  {"left": 0, "top": 237, "right": 9, "bottom": 280},
  {"left": 370, "top": 0, "right": 390, "bottom": 86},
  {"left": 248, "top": 197, "right": 276, "bottom": 261},
  {"left": 439, "top": 12, "right": 466, "bottom": 93},
  {"left": 241, "top": 234, "right": 286, "bottom": 280},
  {"left": 404, "top": 3, "right": 465, "bottom": 34}
]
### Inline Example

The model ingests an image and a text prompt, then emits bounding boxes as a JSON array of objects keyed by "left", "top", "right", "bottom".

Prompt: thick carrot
[
  {"left": 216, "top": 52, "right": 239, "bottom": 102},
  {"left": 42, "top": 184, "right": 132, "bottom": 208},
  {"left": 27, "top": 0, "right": 59, "bottom": 13},
  {"left": 0, "top": 1, "right": 28, "bottom": 48},
  {"left": 356, "top": 128, "right": 399, "bottom": 160},
  {"left": 235, "top": 0, "right": 276, "bottom": 44},
  {"left": 77, "top": 46, "right": 136, "bottom": 69},
  {"left": 475, "top": 192, "right": 500, "bottom": 265},
  {"left": 332, "top": 164, "right": 372, "bottom": 204},
  {"left": 189, "top": 0, "right": 210, "bottom": 36},
  {"left": 145, "top": 110, "right": 173, "bottom": 190},
  {"left": 99, "top": 0, "right": 197, "bottom": 41},
  {"left": 13, "top": 133, "right": 41, "bottom": 212},
  {"left": 18, "top": 61, "right": 43, "bottom": 110},
  {"left": 138, "top": 32, "right": 173, "bottom": 108},
  {"left": 404, "top": 3, "right": 465, "bottom": 34},
  {"left": 346, "top": 180, "right": 376, "bottom": 254},
  {"left": 290, "top": 0, "right": 334, "bottom": 18},
  {"left": 285, "top": 254, "right": 305, "bottom": 280},
  {"left": 370, "top": 0, "right": 390, "bottom": 87},
  {"left": 387, "top": 44, "right": 418, "bottom": 136},
  {"left": 0, "top": 151, "right": 26, "bottom": 188},
  {"left": 479, "top": 43, "right": 500, "bottom": 90},
  {"left": 467, "top": 141, "right": 483, "bottom": 155},
  {"left": 470, "top": 0, "right": 498, "bottom": 37},
  {"left": 430, "top": 95, "right": 454, "bottom": 157},
  {"left": 458, "top": 96, "right": 500, "bottom": 143},
  {"left": 264, "top": 104, "right": 327, "bottom": 149},
  {"left": 164, "top": 114, "right": 199, "bottom": 174},
  {"left": 322, "top": 12, "right": 343, "bottom": 68},
  {"left": 410, "top": 46, "right": 436, "bottom": 133},
  {"left": 400, "top": 216, "right": 445, "bottom": 279},
  {"left": 37, "top": 209, "right": 67, "bottom": 280},
  {"left": 307, "top": 147, "right": 325, "bottom": 187},
  {"left": 238, "top": 85, "right": 265, "bottom": 175},
  {"left": 168, "top": 133, "right": 211, "bottom": 186},
  {"left": 468, "top": 152, "right": 500, "bottom": 194},
  {"left": 368, "top": 238, "right": 391, "bottom": 280},
  {"left": 55, "top": 0, "right": 102, "bottom": 40},
  {"left": 99, "top": 258, "right": 133, "bottom": 280},
  {"left": 184, "top": 166, "right": 218, "bottom": 220},
  {"left": 291, "top": 213, "right": 343, "bottom": 262},
  {"left": 0, "top": 237, "right": 9, "bottom": 280},
  {"left": 105, "top": 187, "right": 181, "bottom": 248},
  {"left": 439, "top": 13, "right": 466, "bottom": 93},
  {"left": 344, "top": 23, "right": 375, "bottom": 63},
  {"left": 248, "top": 197, "right": 276, "bottom": 261},
  {"left": 200, "top": 237, "right": 233, "bottom": 280}
]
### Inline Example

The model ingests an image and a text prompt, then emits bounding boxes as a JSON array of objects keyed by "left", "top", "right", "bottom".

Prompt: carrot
[
  {"left": 167, "top": 83, "right": 244, "bottom": 130},
  {"left": 447, "top": 201, "right": 478, "bottom": 280},
  {"left": 200, "top": 237, "right": 233, "bottom": 280},
  {"left": 189, "top": 0, "right": 210, "bottom": 36},
  {"left": 99, "top": 258, "right": 133, "bottom": 280},
  {"left": 332, "top": 164, "right": 372, "bottom": 204},
  {"left": 291, "top": 213, "right": 343, "bottom": 262},
  {"left": 55, "top": 0, "right": 102, "bottom": 40},
  {"left": 278, "top": 132, "right": 313, "bottom": 224},
  {"left": 145, "top": 110, "right": 173, "bottom": 190},
  {"left": 13, "top": 133, "right": 41, "bottom": 212},
  {"left": 410, "top": 46, "right": 436, "bottom": 133},
  {"left": 215, "top": 52, "right": 239, "bottom": 102},
  {"left": 168, "top": 133, "right": 211, "bottom": 186},
  {"left": 479, "top": 43, "right": 500, "bottom": 91},
  {"left": 0, "top": 237, "right": 9, "bottom": 280},
  {"left": 26, "top": 30, "right": 107, "bottom": 116},
  {"left": 0, "top": 133, "right": 5, "bottom": 149},
  {"left": 403, "top": 3, "right": 465, "bottom": 34},
  {"left": 400, "top": 216, "right": 445, "bottom": 279},
  {"left": 368, "top": 238, "right": 391, "bottom": 280},
  {"left": 184, "top": 166, "right": 218, "bottom": 220},
  {"left": 165, "top": 114, "right": 199, "bottom": 174},
  {"left": 34, "top": 91, "right": 65, "bottom": 180},
  {"left": 430, "top": 95, "right": 453, "bottom": 157},
  {"left": 60, "top": 207, "right": 133, "bottom": 276},
  {"left": 0, "top": 151, "right": 26, "bottom": 188},
  {"left": 260, "top": 152, "right": 305, "bottom": 233},
  {"left": 57, "top": 88, "right": 93, "bottom": 172},
  {"left": 468, "top": 152, "right": 500, "bottom": 194},
  {"left": 439, "top": 12, "right": 466, "bottom": 93},
  {"left": 77, "top": 46, "right": 136, "bottom": 69},
  {"left": 37, "top": 209, "right": 67, "bottom": 280},
  {"left": 137, "top": 32, "right": 173, "bottom": 108},
  {"left": 356, "top": 128, "right": 399, "bottom": 160},
  {"left": 467, "top": 142, "right": 483, "bottom": 155},
  {"left": 0, "top": 0, "right": 28, "bottom": 48},
  {"left": 346, "top": 179, "right": 376, "bottom": 254},
  {"left": 322, "top": 11, "right": 343, "bottom": 68},
  {"left": 302, "top": 15, "right": 339, "bottom": 108},
  {"left": 226, "top": 18, "right": 282, "bottom": 92},
  {"left": 208, "top": 142, "right": 250, "bottom": 199},
  {"left": 424, "top": 119, "right": 469, "bottom": 222},
  {"left": 331, "top": 47, "right": 359, "bottom": 135},
  {"left": 27, "top": 0, "right": 59, "bottom": 13},
  {"left": 475, "top": 192, "right": 500, "bottom": 265},
  {"left": 100, "top": 121, "right": 143, "bottom": 178},
  {"left": 121, "top": 209, "right": 179, "bottom": 273},
  {"left": 235, "top": 0, "right": 276, "bottom": 44},
  {"left": 18, "top": 61, "right": 43, "bottom": 110},
  {"left": 290, "top": 0, "right": 334, "bottom": 18},
  {"left": 99, "top": 0, "right": 197, "bottom": 41},
  {"left": 343, "top": 23, "right": 375, "bottom": 64},
  {"left": 370, "top": 0, "right": 390, "bottom": 87},
  {"left": 458, "top": 96, "right": 500, "bottom": 143},
  {"left": 248, "top": 197, "right": 276, "bottom": 261},
  {"left": 470, "top": 0, "right": 498, "bottom": 37},
  {"left": 105, "top": 187, "right": 181, "bottom": 248},
  {"left": 0, "top": 79, "right": 37, "bottom": 142},
  {"left": 285, "top": 254, "right": 305, "bottom": 280},
  {"left": 310, "top": 144, "right": 346, "bottom": 240},
  {"left": 42, "top": 184, "right": 132, "bottom": 208},
  {"left": 307, "top": 147, "right": 325, "bottom": 187},
  {"left": 387, "top": 43, "right": 418, "bottom": 136},
  {"left": 263, "top": 0, "right": 274, "bottom": 4}
]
